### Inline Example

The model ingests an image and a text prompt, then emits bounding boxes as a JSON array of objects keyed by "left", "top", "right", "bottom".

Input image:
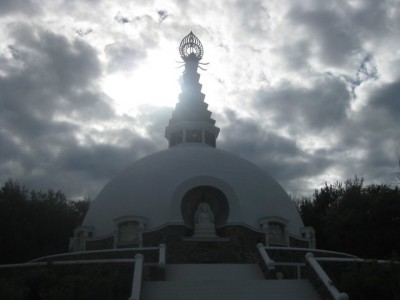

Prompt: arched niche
[
  {"left": 181, "top": 186, "right": 229, "bottom": 229},
  {"left": 113, "top": 216, "right": 147, "bottom": 247},
  {"left": 259, "top": 216, "right": 289, "bottom": 246}
]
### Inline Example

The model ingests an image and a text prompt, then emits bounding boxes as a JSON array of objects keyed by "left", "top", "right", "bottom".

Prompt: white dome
[{"left": 83, "top": 144, "right": 304, "bottom": 237}]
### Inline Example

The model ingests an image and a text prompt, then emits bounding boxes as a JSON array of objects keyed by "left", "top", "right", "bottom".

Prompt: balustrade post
[
  {"left": 306, "top": 253, "right": 348, "bottom": 300},
  {"left": 257, "top": 243, "right": 275, "bottom": 270},
  {"left": 129, "top": 254, "right": 144, "bottom": 300},
  {"left": 159, "top": 243, "right": 166, "bottom": 268}
]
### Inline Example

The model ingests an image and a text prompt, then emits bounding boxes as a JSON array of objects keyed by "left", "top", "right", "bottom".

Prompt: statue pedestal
[
  {"left": 183, "top": 224, "right": 229, "bottom": 241},
  {"left": 193, "top": 223, "right": 218, "bottom": 239},
  {"left": 183, "top": 236, "right": 230, "bottom": 242}
]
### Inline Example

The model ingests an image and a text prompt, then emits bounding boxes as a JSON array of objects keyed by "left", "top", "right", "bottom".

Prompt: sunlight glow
[{"left": 102, "top": 51, "right": 181, "bottom": 116}]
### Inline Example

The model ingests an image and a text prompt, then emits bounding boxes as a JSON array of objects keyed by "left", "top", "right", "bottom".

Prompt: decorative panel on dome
[
  {"left": 118, "top": 221, "right": 139, "bottom": 243},
  {"left": 113, "top": 216, "right": 146, "bottom": 248},
  {"left": 259, "top": 217, "right": 289, "bottom": 246},
  {"left": 268, "top": 222, "right": 286, "bottom": 244}
]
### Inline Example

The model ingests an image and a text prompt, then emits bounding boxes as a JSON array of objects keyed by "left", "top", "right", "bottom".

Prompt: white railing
[
  {"left": 1, "top": 244, "right": 167, "bottom": 300},
  {"left": 258, "top": 243, "right": 307, "bottom": 279},
  {"left": 265, "top": 246, "right": 357, "bottom": 258},
  {"left": 28, "top": 246, "right": 159, "bottom": 263},
  {"left": 257, "top": 243, "right": 275, "bottom": 270},
  {"left": 0, "top": 258, "right": 136, "bottom": 269},
  {"left": 306, "top": 252, "right": 349, "bottom": 300},
  {"left": 316, "top": 257, "right": 400, "bottom": 264},
  {"left": 129, "top": 254, "right": 144, "bottom": 300}
]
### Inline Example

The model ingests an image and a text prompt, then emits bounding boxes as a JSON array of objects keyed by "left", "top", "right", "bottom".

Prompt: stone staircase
[{"left": 141, "top": 264, "right": 321, "bottom": 300}]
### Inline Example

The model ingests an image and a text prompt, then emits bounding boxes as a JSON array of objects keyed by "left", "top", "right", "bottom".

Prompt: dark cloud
[
  {"left": 231, "top": 0, "right": 269, "bottom": 39},
  {"left": 105, "top": 41, "right": 147, "bottom": 72},
  {"left": 0, "top": 24, "right": 159, "bottom": 198},
  {"left": 58, "top": 137, "right": 157, "bottom": 180},
  {"left": 278, "top": 40, "right": 312, "bottom": 72},
  {"left": 65, "top": 90, "right": 115, "bottom": 120},
  {"left": 350, "top": 0, "right": 396, "bottom": 38},
  {"left": 340, "top": 53, "right": 378, "bottom": 98},
  {"left": 7, "top": 45, "right": 22, "bottom": 60},
  {"left": 0, "top": 129, "right": 25, "bottom": 161},
  {"left": 218, "top": 109, "right": 299, "bottom": 160},
  {"left": 0, "top": 25, "right": 111, "bottom": 125},
  {"left": 0, "top": 30, "right": 168, "bottom": 197},
  {"left": 157, "top": 10, "right": 168, "bottom": 22},
  {"left": 218, "top": 109, "right": 332, "bottom": 185},
  {"left": 76, "top": 28, "right": 93, "bottom": 37},
  {"left": 135, "top": 104, "right": 172, "bottom": 145},
  {"left": 0, "top": 0, "right": 399, "bottom": 199},
  {"left": 0, "top": 0, "right": 41, "bottom": 16},
  {"left": 7, "top": 24, "right": 101, "bottom": 93},
  {"left": 255, "top": 75, "right": 351, "bottom": 132},
  {"left": 288, "top": 4, "right": 359, "bottom": 67},
  {"left": 369, "top": 80, "right": 400, "bottom": 118},
  {"left": 305, "top": 78, "right": 400, "bottom": 188},
  {"left": 114, "top": 12, "right": 130, "bottom": 24}
]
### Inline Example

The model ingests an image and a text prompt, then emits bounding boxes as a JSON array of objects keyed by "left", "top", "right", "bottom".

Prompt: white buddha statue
[{"left": 192, "top": 202, "right": 218, "bottom": 239}]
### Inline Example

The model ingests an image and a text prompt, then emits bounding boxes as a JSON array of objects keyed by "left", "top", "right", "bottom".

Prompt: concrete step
[
  {"left": 165, "top": 264, "right": 265, "bottom": 281},
  {"left": 141, "top": 279, "right": 320, "bottom": 300}
]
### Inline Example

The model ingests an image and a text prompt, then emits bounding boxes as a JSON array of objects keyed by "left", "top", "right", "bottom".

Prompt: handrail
[
  {"left": 129, "top": 254, "right": 144, "bottom": 300},
  {"left": 306, "top": 253, "right": 349, "bottom": 300},
  {"left": 316, "top": 257, "right": 400, "bottom": 264},
  {"left": 265, "top": 246, "right": 357, "bottom": 258},
  {"left": 1, "top": 244, "right": 166, "bottom": 300},
  {"left": 29, "top": 246, "right": 159, "bottom": 262},
  {"left": 257, "top": 243, "right": 275, "bottom": 270},
  {"left": 0, "top": 258, "right": 136, "bottom": 269}
]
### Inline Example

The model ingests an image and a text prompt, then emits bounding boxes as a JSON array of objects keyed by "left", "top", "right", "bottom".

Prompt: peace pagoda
[
  {"left": 73, "top": 32, "right": 313, "bottom": 254},
  {"left": 2, "top": 32, "right": 395, "bottom": 300},
  {"left": 67, "top": 32, "right": 354, "bottom": 300}
]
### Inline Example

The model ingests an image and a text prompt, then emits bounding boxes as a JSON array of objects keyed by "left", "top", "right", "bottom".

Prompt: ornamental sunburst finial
[{"left": 179, "top": 31, "right": 204, "bottom": 62}]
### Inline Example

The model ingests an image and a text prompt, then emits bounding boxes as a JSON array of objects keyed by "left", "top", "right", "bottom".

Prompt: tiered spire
[{"left": 165, "top": 32, "right": 220, "bottom": 148}]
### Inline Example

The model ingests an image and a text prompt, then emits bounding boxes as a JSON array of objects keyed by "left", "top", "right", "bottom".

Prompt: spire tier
[{"left": 165, "top": 32, "right": 220, "bottom": 148}]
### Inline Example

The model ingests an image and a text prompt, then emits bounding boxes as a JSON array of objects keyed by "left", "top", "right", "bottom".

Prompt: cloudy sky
[{"left": 1, "top": 0, "right": 399, "bottom": 200}]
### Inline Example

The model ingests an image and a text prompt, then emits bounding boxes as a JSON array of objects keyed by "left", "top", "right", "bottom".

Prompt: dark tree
[
  {"left": 0, "top": 180, "right": 89, "bottom": 264},
  {"left": 298, "top": 177, "right": 400, "bottom": 258}
]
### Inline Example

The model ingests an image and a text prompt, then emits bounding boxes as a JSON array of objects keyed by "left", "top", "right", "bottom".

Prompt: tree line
[
  {"left": 297, "top": 177, "right": 400, "bottom": 259},
  {"left": 0, "top": 180, "right": 89, "bottom": 264},
  {"left": 1, "top": 177, "right": 399, "bottom": 264}
]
